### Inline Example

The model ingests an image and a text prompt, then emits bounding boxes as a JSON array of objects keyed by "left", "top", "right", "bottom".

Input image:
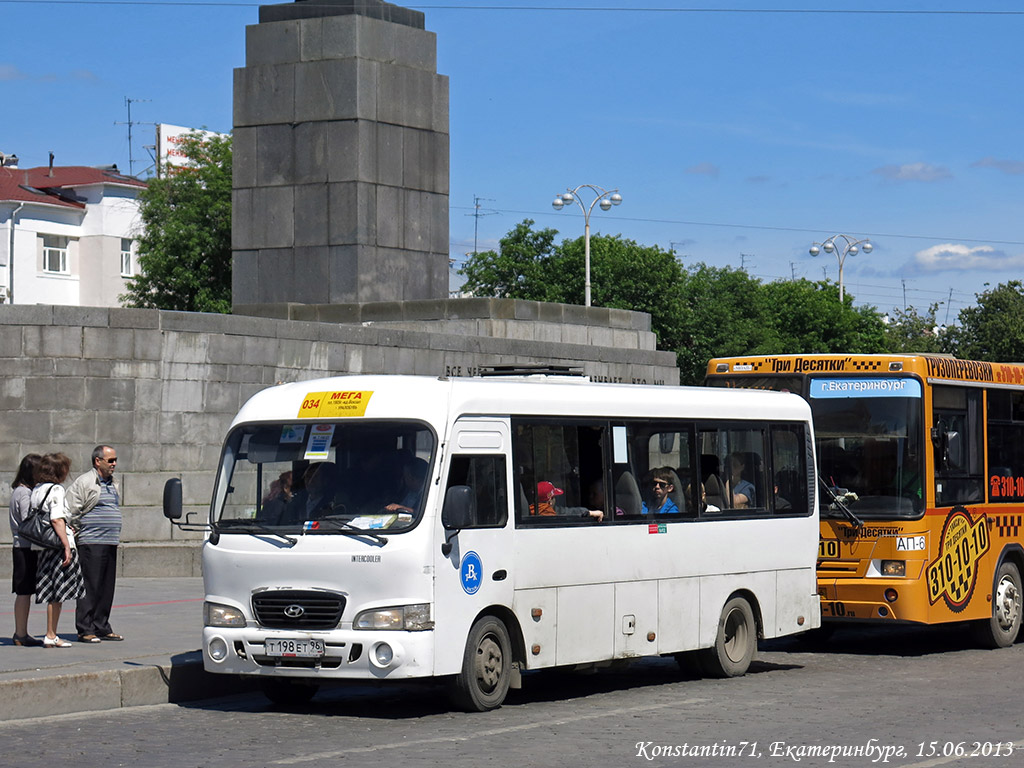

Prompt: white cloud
[
  {"left": 0, "top": 64, "right": 29, "bottom": 81},
  {"left": 686, "top": 162, "right": 719, "bottom": 178},
  {"left": 972, "top": 157, "right": 1024, "bottom": 175},
  {"left": 872, "top": 162, "right": 952, "bottom": 182},
  {"left": 908, "top": 243, "right": 1024, "bottom": 273}
]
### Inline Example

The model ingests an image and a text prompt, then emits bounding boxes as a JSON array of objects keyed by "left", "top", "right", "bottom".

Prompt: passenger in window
[
  {"left": 641, "top": 468, "right": 680, "bottom": 515},
  {"left": 386, "top": 457, "right": 429, "bottom": 514},
  {"left": 688, "top": 481, "right": 720, "bottom": 513},
  {"left": 726, "top": 453, "right": 755, "bottom": 509},
  {"left": 530, "top": 481, "right": 603, "bottom": 521},
  {"left": 260, "top": 471, "right": 293, "bottom": 524},
  {"left": 587, "top": 478, "right": 624, "bottom": 517},
  {"left": 293, "top": 462, "right": 341, "bottom": 519}
]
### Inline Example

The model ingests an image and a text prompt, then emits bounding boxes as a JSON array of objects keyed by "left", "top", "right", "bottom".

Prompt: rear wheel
[
  {"left": 697, "top": 596, "right": 757, "bottom": 678},
  {"left": 973, "top": 561, "right": 1022, "bottom": 649},
  {"left": 260, "top": 678, "right": 319, "bottom": 706},
  {"left": 448, "top": 616, "right": 512, "bottom": 712}
]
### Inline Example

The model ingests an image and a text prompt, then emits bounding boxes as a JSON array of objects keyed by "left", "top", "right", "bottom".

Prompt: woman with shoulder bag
[
  {"left": 32, "top": 453, "right": 84, "bottom": 648},
  {"left": 9, "top": 453, "right": 43, "bottom": 646}
]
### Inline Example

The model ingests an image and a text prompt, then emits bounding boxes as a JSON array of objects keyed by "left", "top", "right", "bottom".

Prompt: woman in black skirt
[
  {"left": 9, "top": 453, "right": 42, "bottom": 646},
  {"left": 32, "top": 453, "right": 84, "bottom": 648}
]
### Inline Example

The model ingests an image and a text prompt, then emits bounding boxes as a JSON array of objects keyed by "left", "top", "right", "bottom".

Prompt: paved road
[{"left": 1, "top": 624, "right": 1022, "bottom": 768}]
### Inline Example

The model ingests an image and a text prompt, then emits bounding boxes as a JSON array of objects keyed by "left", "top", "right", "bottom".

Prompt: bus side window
[{"left": 445, "top": 455, "right": 508, "bottom": 528}]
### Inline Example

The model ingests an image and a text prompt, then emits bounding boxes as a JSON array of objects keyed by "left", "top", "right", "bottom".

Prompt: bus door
[{"left": 432, "top": 418, "right": 515, "bottom": 675}]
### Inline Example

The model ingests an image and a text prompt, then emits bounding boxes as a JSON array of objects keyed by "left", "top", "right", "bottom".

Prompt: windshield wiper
[
  {"left": 310, "top": 515, "right": 389, "bottom": 546},
  {"left": 818, "top": 477, "right": 864, "bottom": 529},
  {"left": 220, "top": 520, "right": 297, "bottom": 547}
]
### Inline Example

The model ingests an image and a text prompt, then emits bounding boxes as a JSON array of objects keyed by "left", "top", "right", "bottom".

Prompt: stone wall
[{"left": 0, "top": 300, "right": 678, "bottom": 576}]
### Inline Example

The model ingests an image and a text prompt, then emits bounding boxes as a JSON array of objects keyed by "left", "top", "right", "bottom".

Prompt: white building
[{"left": 0, "top": 154, "right": 146, "bottom": 306}]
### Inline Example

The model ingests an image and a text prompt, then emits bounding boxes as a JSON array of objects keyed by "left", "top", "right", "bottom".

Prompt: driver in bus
[{"left": 385, "top": 457, "right": 429, "bottom": 514}]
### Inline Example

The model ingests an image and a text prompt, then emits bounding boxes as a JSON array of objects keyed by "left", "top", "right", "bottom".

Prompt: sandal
[{"left": 42, "top": 635, "right": 72, "bottom": 648}]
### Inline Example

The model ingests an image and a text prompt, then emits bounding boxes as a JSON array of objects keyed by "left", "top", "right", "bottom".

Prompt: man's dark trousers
[{"left": 76, "top": 544, "right": 118, "bottom": 637}]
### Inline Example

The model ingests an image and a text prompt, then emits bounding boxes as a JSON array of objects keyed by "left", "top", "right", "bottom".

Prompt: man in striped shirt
[{"left": 67, "top": 445, "right": 123, "bottom": 643}]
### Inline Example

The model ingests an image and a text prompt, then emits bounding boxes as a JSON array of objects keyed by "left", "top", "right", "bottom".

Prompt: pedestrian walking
[{"left": 67, "top": 445, "right": 124, "bottom": 643}]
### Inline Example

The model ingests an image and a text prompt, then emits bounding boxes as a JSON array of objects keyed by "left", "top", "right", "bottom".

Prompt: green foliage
[
  {"left": 460, "top": 221, "right": 1024, "bottom": 383},
  {"left": 946, "top": 281, "right": 1024, "bottom": 361},
  {"left": 882, "top": 303, "right": 951, "bottom": 354},
  {"left": 121, "top": 133, "right": 233, "bottom": 313},
  {"left": 458, "top": 219, "right": 556, "bottom": 301},
  {"left": 460, "top": 220, "right": 687, "bottom": 354}
]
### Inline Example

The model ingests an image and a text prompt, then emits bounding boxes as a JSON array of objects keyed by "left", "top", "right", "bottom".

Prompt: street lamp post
[
  {"left": 551, "top": 184, "right": 622, "bottom": 307},
  {"left": 809, "top": 234, "right": 874, "bottom": 303}
]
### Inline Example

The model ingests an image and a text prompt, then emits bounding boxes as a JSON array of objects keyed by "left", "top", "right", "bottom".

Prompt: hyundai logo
[{"left": 283, "top": 604, "right": 305, "bottom": 618}]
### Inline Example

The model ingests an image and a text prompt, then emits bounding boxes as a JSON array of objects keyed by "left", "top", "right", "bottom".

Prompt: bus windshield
[
  {"left": 214, "top": 420, "right": 435, "bottom": 534},
  {"left": 810, "top": 378, "right": 924, "bottom": 520}
]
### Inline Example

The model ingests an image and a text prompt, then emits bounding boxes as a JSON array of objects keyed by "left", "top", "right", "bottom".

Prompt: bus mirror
[
  {"left": 163, "top": 478, "right": 183, "bottom": 520},
  {"left": 442, "top": 485, "right": 475, "bottom": 530}
]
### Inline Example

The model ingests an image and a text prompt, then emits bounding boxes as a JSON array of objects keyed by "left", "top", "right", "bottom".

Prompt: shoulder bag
[{"left": 16, "top": 486, "right": 63, "bottom": 549}]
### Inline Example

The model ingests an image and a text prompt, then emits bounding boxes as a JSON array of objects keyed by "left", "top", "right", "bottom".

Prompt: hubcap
[
  {"left": 475, "top": 634, "right": 503, "bottom": 691},
  {"left": 994, "top": 576, "right": 1021, "bottom": 632},
  {"left": 723, "top": 608, "right": 749, "bottom": 663}
]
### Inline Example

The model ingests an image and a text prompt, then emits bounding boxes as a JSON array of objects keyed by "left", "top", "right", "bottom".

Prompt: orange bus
[{"left": 705, "top": 353, "right": 1023, "bottom": 648}]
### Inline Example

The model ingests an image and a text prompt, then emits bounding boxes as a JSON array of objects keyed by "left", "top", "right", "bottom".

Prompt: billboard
[{"left": 156, "top": 124, "right": 230, "bottom": 177}]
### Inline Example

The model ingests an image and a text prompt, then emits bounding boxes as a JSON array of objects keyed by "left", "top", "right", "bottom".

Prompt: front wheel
[
  {"left": 697, "top": 596, "right": 757, "bottom": 678},
  {"left": 448, "top": 616, "right": 513, "bottom": 712},
  {"left": 973, "top": 561, "right": 1022, "bottom": 649}
]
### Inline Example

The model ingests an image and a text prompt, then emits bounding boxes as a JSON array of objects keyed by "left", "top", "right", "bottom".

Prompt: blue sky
[{"left": 3, "top": 1, "right": 1023, "bottom": 320}]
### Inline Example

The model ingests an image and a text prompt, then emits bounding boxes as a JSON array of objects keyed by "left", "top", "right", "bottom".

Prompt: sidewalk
[{"left": 0, "top": 577, "right": 254, "bottom": 721}]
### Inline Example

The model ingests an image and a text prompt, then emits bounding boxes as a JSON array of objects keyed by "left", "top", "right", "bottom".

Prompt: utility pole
[
  {"left": 944, "top": 288, "right": 954, "bottom": 326},
  {"left": 115, "top": 97, "right": 152, "bottom": 177},
  {"left": 467, "top": 194, "right": 498, "bottom": 256},
  {"left": 740, "top": 253, "right": 755, "bottom": 271},
  {"left": 790, "top": 262, "right": 797, "bottom": 280}
]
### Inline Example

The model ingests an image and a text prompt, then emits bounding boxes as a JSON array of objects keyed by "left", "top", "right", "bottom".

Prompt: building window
[
  {"left": 121, "top": 238, "right": 133, "bottom": 277},
  {"left": 42, "top": 235, "right": 69, "bottom": 274}
]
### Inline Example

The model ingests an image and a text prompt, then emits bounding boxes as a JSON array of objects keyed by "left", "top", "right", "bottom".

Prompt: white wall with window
[{"left": 0, "top": 166, "right": 145, "bottom": 306}]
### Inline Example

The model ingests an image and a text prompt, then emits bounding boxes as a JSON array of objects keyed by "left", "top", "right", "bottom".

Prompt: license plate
[
  {"left": 818, "top": 539, "right": 840, "bottom": 559},
  {"left": 264, "top": 638, "right": 325, "bottom": 658}
]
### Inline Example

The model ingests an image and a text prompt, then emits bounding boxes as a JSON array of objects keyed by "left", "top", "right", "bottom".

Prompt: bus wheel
[
  {"left": 974, "top": 561, "right": 1022, "bottom": 649},
  {"left": 448, "top": 616, "right": 512, "bottom": 712},
  {"left": 698, "top": 596, "right": 757, "bottom": 678},
  {"left": 260, "top": 678, "right": 319, "bottom": 706}
]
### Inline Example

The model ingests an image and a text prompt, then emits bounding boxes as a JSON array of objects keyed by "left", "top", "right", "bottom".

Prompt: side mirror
[
  {"left": 441, "top": 485, "right": 475, "bottom": 531},
  {"left": 163, "top": 478, "right": 183, "bottom": 521}
]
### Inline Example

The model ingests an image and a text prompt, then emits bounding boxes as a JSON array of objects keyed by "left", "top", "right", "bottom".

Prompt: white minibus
[{"left": 163, "top": 372, "right": 820, "bottom": 710}]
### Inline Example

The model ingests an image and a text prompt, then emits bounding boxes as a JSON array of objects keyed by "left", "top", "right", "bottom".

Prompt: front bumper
[{"left": 201, "top": 626, "right": 435, "bottom": 679}]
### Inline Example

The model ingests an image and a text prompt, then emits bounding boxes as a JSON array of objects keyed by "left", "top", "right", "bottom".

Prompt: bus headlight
[
  {"left": 354, "top": 604, "right": 433, "bottom": 631},
  {"left": 881, "top": 560, "right": 906, "bottom": 577},
  {"left": 204, "top": 601, "right": 246, "bottom": 627}
]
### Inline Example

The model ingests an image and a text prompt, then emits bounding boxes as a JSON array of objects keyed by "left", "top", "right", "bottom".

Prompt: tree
[
  {"left": 121, "top": 132, "right": 233, "bottom": 313},
  {"left": 881, "top": 303, "right": 952, "bottom": 354},
  {"left": 459, "top": 221, "right": 688, "bottom": 354},
  {"left": 674, "top": 264, "right": 771, "bottom": 385},
  {"left": 760, "top": 279, "right": 887, "bottom": 355},
  {"left": 458, "top": 219, "right": 557, "bottom": 300},
  {"left": 543, "top": 233, "right": 688, "bottom": 351},
  {"left": 946, "top": 281, "right": 1024, "bottom": 361}
]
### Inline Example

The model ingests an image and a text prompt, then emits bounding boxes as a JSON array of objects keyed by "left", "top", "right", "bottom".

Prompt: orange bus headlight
[{"left": 881, "top": 560, "right": 906, "bottom": 577}]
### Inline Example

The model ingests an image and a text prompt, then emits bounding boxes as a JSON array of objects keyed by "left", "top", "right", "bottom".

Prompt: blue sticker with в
[{"left": 460, "top": 551, "right": 482, "bottom": 595}]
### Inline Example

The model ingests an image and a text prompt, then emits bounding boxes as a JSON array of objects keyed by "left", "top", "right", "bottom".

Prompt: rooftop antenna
[{"left": 115, "top": 97, "right": 153, "bottom": 177}]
